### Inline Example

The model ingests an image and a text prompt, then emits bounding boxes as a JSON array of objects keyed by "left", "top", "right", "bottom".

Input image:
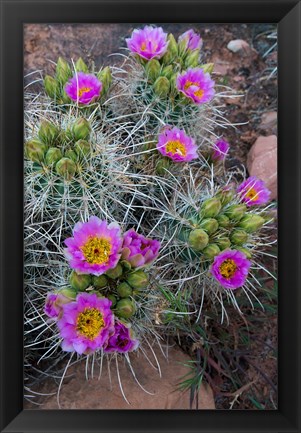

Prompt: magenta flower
[
  {"left": 126, "top": 26, "right": 169, "bottom": 60},
  {"left": 44, "top": 293, "right": 62, "bottom": 319},
  {"left": 64, "top": 216, "right": 123, "bottom": 276},
  {"left": 121, "top": 229, "right": 161, "bottom": 268},
  {"left": 57, "top": 293, "right": 114, "bottom": 355},
  {"left": 64, "top": 72, "right": 102, "bottom": 104},
  {"left": 105, "top": 320, "right": 139, "bottom": 353},
  {"left": 237, "top": 176, "right": 271, "bottom": 207},
  {"left": 212, "top": 138, "right": 230, "bottom": 161},
  {"left": 177, "top": 68, "right": 215, "bottom": 104},
  {"left": 211, "top": 249, "right": 251, "bottom": 290},
  {"left": 156, "top": 127, "right": 198, "bottom": 162},
  {"left": 178, "top": 29, "right": 203, "bottom": 51}
]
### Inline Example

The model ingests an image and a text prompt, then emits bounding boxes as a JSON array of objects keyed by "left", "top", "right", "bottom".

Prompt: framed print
[{"left": 1, "top": 0, "right": 300, "bottom": 432}]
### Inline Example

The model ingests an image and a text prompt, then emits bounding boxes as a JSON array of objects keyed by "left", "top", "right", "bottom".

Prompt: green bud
[
  {"left": 69, "top": 271, "right": 91, "bottom": 291},
  {"left": 203, "top": 243, "right": 221, "bottom": 260},
  {"left": 97, "top": 66, "right": 112, "bottom": 94},
  {"left": 145, "top": 59, "right": 161, "bottom": 82},
  {"left": 201, "top": 63, "right": 214, "bottom": 74},
  {"left": 64, "top": 149, "right": 78, "bottom": 162},
  {"left": 216, "top": 214, "right": 230, "bottom": 228},
  {"left": 153, "top": 76, "right": 170, "bottom": 98},
  {"left": 55, "top": 157, "right": 77, "bottom": 180},
  {"left": 117, "top": 282, "right": 133, "bottom": 298},
  {"left": 120, "top": 260, "right": 132, "bottom": 271},
  {"left": 92, "top": 274, "right": 108, "bottom": 288},
  {"left": 238, "top": 214, "right": 265, "bottom": 233},
  {"left": 59, "top": 287, "right": 77, "bottom": 300},
  {"left": 178, "top": 37, "right": 188, "bottom": 56},
  {"left": 45, "top": 147, "right": 63, "bottom": 166},
  {"left": 155, "top": 157, "right": 171, "bottom": 175},
  {"left": 236, "top": 246, "right": 252, "bottom": 259},
  {"left": 107, "top": 294, "right": 117, "bottom": 307},
  {"left": 200, "top": 218, "right": 219, "bottom": 235},
  {"left": 105, "top": 263, "right": 123, "bottom": 280},
  {"left": 162, "top": 34, "right": 178, "bottom": 64},
  {"left": 185, "top": 49, "right": 200, "bottom": 68},
  {"left": 216, "top": 189, "right": 235, "bottom": 206},
  {"left": 44, "top": 75, "right": 58, "bottom": 98},
  {"left": 126, "top": 270, "right": 149, "bottom": 289},
  {"left": 188, "top": 229, "right": 209, "bottom": 251},
  {"left": 75, "top": 57, "right": 89, "bottom": 73},
  {"left": 25, "top": 139, "right": 48, "bottom": 163},
  {"left": 230, "top": 229, "right": 249, "bottom": 245},
  {"left": 200, "top": 198, "right": 222, "bottom": 218},
  {"left": 225, "top": 204, "right": 247, "bottom": 221},
  {"left": 38, "top": 120, "right": 59, "bottom": 145},
  {"left": 74, "top": 139, "right": 91, "bottom": 158},
  {"left": 216, "top": 237, "right": 231, "bottom": 250},
  {"left": 72, "top": 118, "right": 91, "bottom": 141},
  {"left": 55, "top": 57, "right": 72, "bottom": 83},
  {"left": 115, "top": 298, "right": 136, "bottom": 319},
  {"left": 161, "top": 65, "right": 174, "bottom": 80}
]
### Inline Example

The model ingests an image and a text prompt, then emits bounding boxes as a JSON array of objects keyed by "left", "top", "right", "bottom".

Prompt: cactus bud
[
  {"left": 38, "top": 120, "right": 59, "bottom": 145},
  {"left": 200, "top": 218, "right": 219, "bottom": 235},
  {"left": 75, "top": 57, "right": 89, "bottom": 73},
  {"left": 25, "top": 139, "right": 48, "bottom": 163},
  {"left": 121, "top": 260, "right": 132, "bottom": 271},
  {"left": 155, "top": 157, "right": 171, "bottom": 175},
  {"left": 236, "top": 246, "right": 252, "bottom": 259},
  {"left": 55, "top": 157, "right": 76, "bottom": 180},
  {"left": 161, "top": 65, "right": 174, "bottom": 80},
  {"left": 92, "top": 274, "right": 108, "bottom": 288},
  {"left": 69, "top": 271, "right": 91, "bottom": 291},
  {"left": 72, "top": 118, "right": 91, "bottom": 141},
  {"left": 145, "top": 59, "right": 161, "bottom": 82},
  {"left": 55, "top": 57, "right": 72, "bottom": 83},
  {"left": 230, "top": 229, "right": 249, "bottom": 245},
  {"left": 216, "top": 214, "right": 230, "bottom": 228},
  {"left": 117, "top": 282, "right": 133, "bottom": 298},
  {"left": 107, "top": 294, "right": 117, "bottom": 307},
  {"left": 115, "top": 298, "right": 136, "bottom": 319},
  {"left": 153, "top": 76, "right": 170, "bottom": 98},
  {"left": 216, "top": 237, "right": 231, "bottom": 250},
  {"left": 74, "top": 139, "right": 91, "bottom": 158},
  {"left": 59, "top": 287, "right": 77, "bottom": 300},
  {"left": 185, "top": 49, "right": 200, "bottom": 68},
  {"left": 216, "top": 189, "right": 235, "bottom": 206},
  {"left": 105, "top": 263, "right": 123, "bottom": 280},
  {"left": 203, "top": 243, "right": 221, "bottom": 260},
  {"left": 126, "top": 270, "right": 149, "bottom": 289},
  {"left": 44, "top": 75, "right": 58, "bottom": 98},
  {"left": 238, "top": 214, "right": 265, "bottom": 233},
  {"left": 97, "top": 66, "right": 112, "bottom": 94},
  {"left": 225, "top": 204, "right": 247, "bottom": 221},
  {"left": 64, "top": 149, "right": 78, "bottom": 162},
  {"left": 188, "top": 229, "right": 209, "bottom": 251},
  {"left": 45, "top": 147, "right": 63, "bottom": 166},
  {"left": 200, "top": 198, "right": 222, "bottom": 218},
  {"left": 162, "top": 34, "right": 178, "bottom": 64},
  {"left": 201, "top": 63, "right": 214, "bottom": 74}
]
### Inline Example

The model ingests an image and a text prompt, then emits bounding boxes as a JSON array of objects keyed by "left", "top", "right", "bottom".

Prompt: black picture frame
[{"left": 0, "top": 0, "right": 300, "bottom": 432}]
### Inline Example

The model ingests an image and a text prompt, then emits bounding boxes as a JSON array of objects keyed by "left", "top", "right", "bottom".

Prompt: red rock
[
  {"left": 247, "top": 135, "right": 277, "bottom": 199},
  {"left": 26, "top": 346, "right": 215, "bottom": 410},
  {"left": 259, "top": 111, "right": 277, "bottom": 134}
]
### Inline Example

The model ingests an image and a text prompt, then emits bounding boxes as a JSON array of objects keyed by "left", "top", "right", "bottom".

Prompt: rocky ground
[{"left": 24, "top": 23, "right": 277, "bottom": 410}]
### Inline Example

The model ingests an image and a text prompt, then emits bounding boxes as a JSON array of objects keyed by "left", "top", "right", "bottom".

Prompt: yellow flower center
[
  {"left": 219, "top": 259, "right": 237, "bottom": 279},
  {"left": 165, "top": 140, "right": 187, "bottom": 156},
  {"left": 245, "top": 187, "right": 258, "bottom": 201},
  {"left": 81, "top": 236, "right": 111, "bottom": 264},
  {"left": 141, "top": 42, "right": 147, "bottom": 51},
  {"left": 78, "top": 87, "right": 92, "bottom": 97},
  {"left": 76, "top": 308, "right": 104, "bottom": 339},
  {"left": 184, "top": 81, "right": 204, "bottom": 99}
]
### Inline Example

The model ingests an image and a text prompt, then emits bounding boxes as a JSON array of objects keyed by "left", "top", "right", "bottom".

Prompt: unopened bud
[
  {"left": 230, "top": 229, "right": 248, "bottom": 245},
  {"left": 74, "top": 139, "right": 91, "bottom": 158},
  {"left": 145, "top": 59, "right": 161, "bottom": 82},
  {"left": 105, "top": 263, "right": 123, "bottom": 280},
  {"left": 44, "top": 75, "right": 58, "bottom": 98},
  {"left": 115, "top": 298, "right": 136, "bottom": 319},
  {"left": 238, "top": 214, "right": 265, "bottom": 233},
  {"left": 188, "top": 229, "right": 209, "bottom": 251},
  {"left": 107, "top": 294, "right": 117, "bottom": 307},
  {"left": 225, "top": 204, "right": 247, "bottom": 221},
  {"left": 216, "top": 237, "right": 231, "bottom": 250},
  {"left": 59, "top": 287, "right": 77, "bottom": 300},
  {"left": 64, "top": 149, "right": 78, "bottom": 162},
  {"left": 200, "top": 198, "right": 222, "bottom": 218},
  {"left": 92, "top": 274, "right": 108, "bottom": 288},
  {"left": 236, "top": 246, "right": 252, "bottom": 259},
  {"left": 72, "top": 118, "right": 91, "bottom": 141},
  {"left": 185, "top": 49, "right": 200, "bottom": 68},
  {"left": 155, "top": 157, "right": 171, "bottom": 175},
  {"left": 117, "top": 282, "right": 133, "bottom": 298},
  {"left": 216, "top": 189, "right": 235, "bottom": 206},
  {"left": 38, "top": 120, "right": 59, "bottom": 145},
  {"left": 216, "top": 214, "right": 230, "bottom": 228},
  {"left": 69, "top": 271, "right": 91, "bottom": 291},
  {"left": 126, "top": 270, "right": 149, "bottom": 289},
  {"left": 45, "top": 147, "right": 63, "bottom": 166},
  {"left": 55, "top": 157, "right": 76, "bottom": 180},
  {"left": 25, "top": 139, "right": 48, "bottom": 163},
  {"left": 200, "top": 218, "right": 219, "bottom": 235},
  {"left": 121, "top": 260, "right": 132, "bottom": 271},
  {"left": 201, "top": 63, "right": 214, "bottom": 74},
  {"left": 203, "top": 243, "right": 220, "bottom": 259},
  {"left": 75, "top": 57, "right": 89, "bottom": 73},
  {"left": 97, "top": 66, "right": 112, "bottom": 94},
  {"left": 161, "top": 65, "right": 174, "bottom": 80},
  {"left": 55, "top": 57, "right": 72, "bottom": 83},
  {"left": 162, "top": 34, "right": 178, "bottom": 64},
  {"left": 153, "top": 76, "right": 170, "bottom": 98}
]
